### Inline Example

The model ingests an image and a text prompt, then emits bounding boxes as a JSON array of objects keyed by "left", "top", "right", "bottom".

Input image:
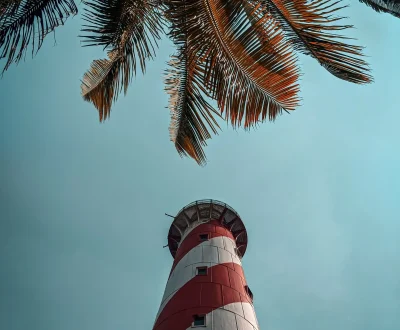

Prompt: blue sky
[{"left": 1, "top": 1, "right": 399, "bottom": 330}]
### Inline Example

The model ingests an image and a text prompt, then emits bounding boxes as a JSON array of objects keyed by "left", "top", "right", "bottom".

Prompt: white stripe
[
  {"left": 185, "top": 302, "right": 259, "bottom": 330},
  {"left": 179, "top": 219, "right": 209, "bottom": 243},
  {"left": 155, "top": 236, "right": 242, "bottom": 320}
]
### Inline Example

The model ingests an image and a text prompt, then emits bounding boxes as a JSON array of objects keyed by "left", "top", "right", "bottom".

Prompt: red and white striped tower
[{"left": 153, "top": 200, "right": 260, "bottom": 330}]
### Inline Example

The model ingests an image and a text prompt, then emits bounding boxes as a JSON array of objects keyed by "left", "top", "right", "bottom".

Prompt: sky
[{"left": 0, "top": 1, "right": 399, "bottom": 330}]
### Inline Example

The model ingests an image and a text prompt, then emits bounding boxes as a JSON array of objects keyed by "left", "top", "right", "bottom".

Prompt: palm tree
[
  {"left": 359, "top": 0, "right": 400, "bottom": 17},
  {"left": 1, "top": 0, "right": 398, "bottom": 165}
]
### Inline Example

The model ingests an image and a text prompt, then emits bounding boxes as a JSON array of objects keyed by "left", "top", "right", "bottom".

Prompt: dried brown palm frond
[
  {"left": 167, "top": 0, "right": 300, "bottom": 130},
  {"left": 359, "top": 0, "right": 400, "bottom": 18},
  {"left": 0, "top": 0, "right": 77, "bottom": 73},
  {"left": 81, "top": 50, "right": 127, "bottom": 121},
  {"left": 80, "top": 0, "right": 164, "bottom": 120},
  {"left": 257, "top": 0, "right": 372, "bottom": 84},
  {"left": 3, "top": 0, "right": 397, "bottom": 166}
]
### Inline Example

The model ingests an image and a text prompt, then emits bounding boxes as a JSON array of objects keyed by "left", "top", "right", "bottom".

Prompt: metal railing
[{"left": 175, "top": 199, "right": 240, "bottom": 218}]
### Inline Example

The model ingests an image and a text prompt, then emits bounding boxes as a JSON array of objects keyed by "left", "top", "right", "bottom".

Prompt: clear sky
[{"left": 1, "top": 2, "right": 399, "bottom": 330}]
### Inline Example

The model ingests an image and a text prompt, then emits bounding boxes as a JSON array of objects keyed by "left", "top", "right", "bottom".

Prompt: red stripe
[
  {"left": 170, "top": 220, "right": 235, "bottom": 274},
  {"left": 154, "top": 262, "right": 251, "bottom": 330}
]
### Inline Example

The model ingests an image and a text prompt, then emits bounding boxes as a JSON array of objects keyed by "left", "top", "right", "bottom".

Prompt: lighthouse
[{"left": 153, "top": 199, "right": 260, "bottom": 330}]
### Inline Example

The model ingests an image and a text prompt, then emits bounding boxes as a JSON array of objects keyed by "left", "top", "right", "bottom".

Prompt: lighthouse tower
[{"left": 153, "top": 199, "right": 260, "bottom": 330}]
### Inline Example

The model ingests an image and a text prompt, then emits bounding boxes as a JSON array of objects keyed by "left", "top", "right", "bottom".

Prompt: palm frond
[
  {"left": 80, "top": 0, "right": 164, "bottom": 120},
  {"left": 359, "top": 0, "right": 400, "bottom": 18},
  {"left": 0, "top": 0, "right": 77, "bottom": 73},
  {"left": 257, "top": 0, "right": 372, "bottom": 84},
  {"left": 0, "top": 0, "right": 20, "bottom": 10},
  {"left": 165, "top": 46, "right": 221, "bottom": 166},
  {"left": 167, "top": 0, "right": 300, "bottom": 129},
  {"left": 81, "top": 50, "right": 127, "bottom": 121}
]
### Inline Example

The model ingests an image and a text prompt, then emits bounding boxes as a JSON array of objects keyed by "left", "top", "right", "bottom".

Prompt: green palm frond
[
  {"left": 80, "top": 0, "right": 165, "bottom": 120},
  {"left": 0, "top": 0, "right": 21, "bottom": 10},
  {"left": 165, "top": 46, "right": 222, "bottom": 166},
  {"left": 164, "top": 4, "right": 222, "bottom": 164},
  {"left": 359, "top": 0, "right": 400, "bottom": 18},
  {"left": 0, "top": 0, "right": 77, "bottom": 73}
]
